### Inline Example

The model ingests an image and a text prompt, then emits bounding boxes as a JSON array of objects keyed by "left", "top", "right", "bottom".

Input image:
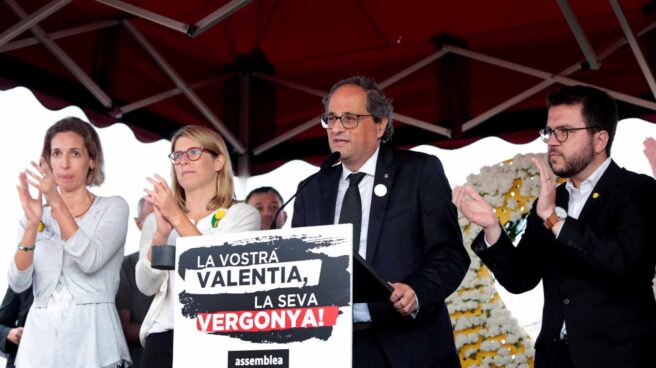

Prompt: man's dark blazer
[
  {"left": 0, "top": 286, "right": 33, "bottom": 368},
  {"left": 473, "top": 161, "right": 656, "bottom": 368},
  {"left": 292, "top": 144, "right": 470, "bottom": 368}
]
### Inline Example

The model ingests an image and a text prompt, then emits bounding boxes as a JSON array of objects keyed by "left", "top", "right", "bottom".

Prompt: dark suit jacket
[
  {"left": 292, "top": 144, "right": 470, "bottom": 368},
  {"left": 473, "top": 161, "right": 656, "bottom": 368},
  {"left": 116, "top": 252, "right": 154, "bottom": 368},
  {"left": 0, "top": 286, "right": 33, "bottom": 367}
]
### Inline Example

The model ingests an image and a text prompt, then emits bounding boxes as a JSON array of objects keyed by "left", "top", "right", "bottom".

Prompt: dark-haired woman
[{"left": 9, "top": 117, "right": 131, "bottom": 367}]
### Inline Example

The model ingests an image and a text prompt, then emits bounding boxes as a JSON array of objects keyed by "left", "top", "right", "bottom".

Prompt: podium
[
  {"left": 154, "top": 245, "right": 392, "bottom": 303},
  {"left": 353, "top": 253, "right": 393, "bottom": 302},
  {"left": 152, "top": 224, "right": 393, "bottom": 367}
]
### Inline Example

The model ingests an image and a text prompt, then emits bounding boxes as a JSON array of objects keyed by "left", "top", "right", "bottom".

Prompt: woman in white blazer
[
  {"left": 9, "top": 117, "right": 131, "bottom": 368},
  {"left": 136, "top": 125, "right": 259, "bottom": 367}
]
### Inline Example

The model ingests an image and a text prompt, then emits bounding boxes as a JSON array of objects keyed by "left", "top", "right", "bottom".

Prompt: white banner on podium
[{"left": 173, "top": 224, "right": 353, "bottom": 368}]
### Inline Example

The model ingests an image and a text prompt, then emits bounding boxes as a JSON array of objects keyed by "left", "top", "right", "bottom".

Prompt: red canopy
[{"left": 1, "top": 0, "right": 655, "bottom": 174}]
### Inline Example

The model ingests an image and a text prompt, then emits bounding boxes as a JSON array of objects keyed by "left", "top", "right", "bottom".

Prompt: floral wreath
[{"left": 447, "top": 153, "right": 550, "bottom": 368}]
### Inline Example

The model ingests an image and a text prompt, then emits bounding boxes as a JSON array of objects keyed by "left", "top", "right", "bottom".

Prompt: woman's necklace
[{"left": 72, "top": 192, "right": 96, "bottom": 219}]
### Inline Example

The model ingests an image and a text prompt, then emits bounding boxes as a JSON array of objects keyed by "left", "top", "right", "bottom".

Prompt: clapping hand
[
  {"left": 144, "top": 174, "right": 179, "bottom": 237},
  {"left": 452, "top": 185, "right": 502, "bottom": 244},
  {"left": 16, "top": 161, "right": 51, "bottom": 226},
  {"left": 530, "top": 157, "right": 557, "bottom": 221},
  {"left": 452, "top": 186, "right": 497, "bottom": 229},
  {"left": 25, "top": 159, "right": 58, "bottom": 201}
]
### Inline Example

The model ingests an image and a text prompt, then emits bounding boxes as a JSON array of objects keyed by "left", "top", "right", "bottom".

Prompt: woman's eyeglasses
[{"left": 168, "top": 147, "right": 217, "bottom": 164}]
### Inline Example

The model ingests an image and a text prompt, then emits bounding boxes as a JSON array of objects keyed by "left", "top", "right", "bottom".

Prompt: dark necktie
[{"left": 339, "top": 172, "right": 366, "bottom": 252}]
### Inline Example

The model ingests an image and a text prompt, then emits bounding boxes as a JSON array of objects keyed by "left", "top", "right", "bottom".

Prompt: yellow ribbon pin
[
  {"left": 592, "top": 192, "right": 600, "bottom": 199},
  {"left": 211, "top": 209, "right": 226, "bottom": 228}
]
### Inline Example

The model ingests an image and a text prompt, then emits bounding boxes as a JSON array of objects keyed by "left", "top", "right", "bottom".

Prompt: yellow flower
[{"left": 211, "top": 209, "right": 226, "bottom": 228}]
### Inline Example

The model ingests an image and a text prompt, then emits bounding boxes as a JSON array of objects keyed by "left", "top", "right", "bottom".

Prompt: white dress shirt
[
  {"left": 557, "top": 157, "right": 611, "bottom": 337},
  {"left": 334, "top": 147, "right": 379, "bottom": 323},
  {"left": 561, "top": 157, "right": 612, "bottom": 222}
]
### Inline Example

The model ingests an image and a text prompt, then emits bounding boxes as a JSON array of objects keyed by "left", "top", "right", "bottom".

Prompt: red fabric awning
[{"left": 1, "top": 0, "right": 654, "bottom": 173}]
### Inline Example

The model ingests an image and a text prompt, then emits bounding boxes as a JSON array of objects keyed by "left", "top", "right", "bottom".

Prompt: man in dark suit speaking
[
  {"left": 453, "top": 85, "right": 656, "bottom": 368},
  {"left": 292, "top": 76, "right": 470, "bottom": 368}
]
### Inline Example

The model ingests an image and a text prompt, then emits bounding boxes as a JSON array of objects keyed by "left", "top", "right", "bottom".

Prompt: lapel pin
[
  {"left": 374, "top": 184, "right": 388, "bottom": 197},
  {"left": 384, "top": 173, "right": 389, "bottom": 179},
  {"left": 592, "top": 192, "right": 600, "bottom": 199}
]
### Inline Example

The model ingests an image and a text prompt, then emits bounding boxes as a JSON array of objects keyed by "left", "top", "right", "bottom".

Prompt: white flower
[
  {"left": 515, "top": 354, "right": 528, "bottom": 363},
  {"left": 493, "top": 354, "right": 512, "bottom": 366},
  {"left": 455, "top": 153, "right": 544, "bottom": 364},
  {"left": 480, "top": 339, "right": 501, "bottom": 351},
  {"left": 463, "top": 348, "right": 477, "bottom": 359},
  {"left": 506, "top": 198, "right": 519, "bottom": 210},
  {"left": 505, "top": 333, "right": 520, "bottom": 344}
]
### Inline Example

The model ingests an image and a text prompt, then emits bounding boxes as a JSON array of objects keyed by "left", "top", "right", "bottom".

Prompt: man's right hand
[
  {"left": 452, "top": 185, "right": 502, "bottom": 244},
  {"left": 7, "top": 327, "right": 23, "bottom": 345}
]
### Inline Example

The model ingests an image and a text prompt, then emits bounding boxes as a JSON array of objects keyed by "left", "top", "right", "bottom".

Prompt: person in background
[
  {"left": 0, "top": 287, "right": 33, "bottom": 368},
  {"left": 246, "top": 186, "right": 287, "bottom": 230},
  {"left": 115, "top": 197, "right": 155, "bottom": 368},
  {"left": 133, "top": 197, "right": 154, "bottom": 231},
  {"left": 9, "top": 117, "right": 131, "bottom": 367},
  {"left": 136, "top": 125, "right": 259, "bottom": 368}
]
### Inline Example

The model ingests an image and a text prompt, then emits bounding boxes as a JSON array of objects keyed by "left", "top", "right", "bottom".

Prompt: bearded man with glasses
[{"left": 453, "top": 85, "right": 656, "bottom": 368}]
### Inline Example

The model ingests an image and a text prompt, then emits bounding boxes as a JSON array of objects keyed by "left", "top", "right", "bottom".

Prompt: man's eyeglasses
[
  {"left": 320, "top": 113, "right": 374, "bottom": 129},
  {"left": 168, "top": 147, "right": 217, "bottom": 164},
  {"left": 539, "top": 126, "right": 600, "bottom": 143}
]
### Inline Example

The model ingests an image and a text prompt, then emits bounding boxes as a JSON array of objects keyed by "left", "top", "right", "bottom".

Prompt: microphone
[{"left": 269, "top": 151, "right": 341, "bottom": 230}]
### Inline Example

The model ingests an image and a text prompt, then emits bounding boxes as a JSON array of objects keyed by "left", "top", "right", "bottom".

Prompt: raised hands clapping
[
  {"left": 144, "top": 174, "right": 182, "bottom": 238},
  {"left": 16, "top": 158, "right": 56, "bottom": 226},
  {"left": 530, "top": 157, "right": 557, "bottom": 221}
]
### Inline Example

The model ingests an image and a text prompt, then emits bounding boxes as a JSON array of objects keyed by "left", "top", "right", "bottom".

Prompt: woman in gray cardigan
[{"left": 8, "top": 117, "right": 130, "bottom": 368}]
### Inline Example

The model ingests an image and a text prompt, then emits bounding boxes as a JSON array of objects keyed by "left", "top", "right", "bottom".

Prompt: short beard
[{"left": 549, "top": 142, "right": 594, "bottom": 178}]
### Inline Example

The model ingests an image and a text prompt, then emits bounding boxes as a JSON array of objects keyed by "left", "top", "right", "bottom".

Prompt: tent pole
[
  {"left": 95, "top": 0, "right": 190, "bottom": 34},
  {"left": 609, "top": 0, "right": 656, "bottom": 99},
  {"left": 190, "top": 0, "right": 253, "bottom": 38},
  {"left": 253, "top": 117, "right": 319, "bottom": 156},
  {"left": 237, "top": 73, "right": 251, "bottom": 177},
  {"left": 392, "top": 113, "right": 451, "bottom": 138},
  {"left": 0, "top": 0, "right": 71, "bottom": 48},
  {"left": 557, "top": 0, "right": 600, "bottom": 70},
  {"left": 123, "top": 20, "right": 246, "bottom": 153},
  {"left": 462, "top": 22, "right": 656, "bottom": 132},
  {"left": 379, "top": 49, "right": 448, "bottom": 89},
  {"left": 252, "top": 73, "right": 325, "bottom": 98},
  {"left": 0, "top": 20, "right": 118, "bottom": 52},
  {"left": 6, "top": 0, "right": 112, "bottom": 108},
  {"left": 446, "top": 45, "right": 656, "bottom": 111},
  {"left": 114, "top": 76, "right": 230, "bottom": 117}
]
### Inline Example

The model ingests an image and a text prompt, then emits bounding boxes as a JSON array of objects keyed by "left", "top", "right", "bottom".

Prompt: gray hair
[{"left": 322, "top": 76, "right": 394, "bottom": 143}]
